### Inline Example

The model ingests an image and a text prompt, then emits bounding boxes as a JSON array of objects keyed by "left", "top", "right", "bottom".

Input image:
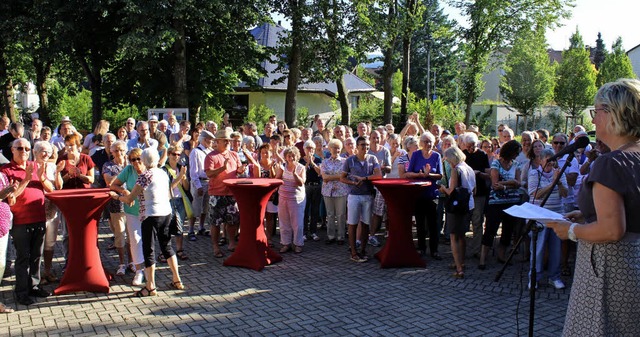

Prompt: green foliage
[
  {"left": 470, "top": 106, "right": 495, "bottom": 136},
  {"left": 546, "top": 109, "right": 565, "bottom": 134},
  {"left": 555, "top": 29, "right": 597, "bottom": 117},
  {"left": 356, "top": 65, "right": 377, "bottom": 87},
  {"left": 350, "top": 95, "right": 385, "bottom": 129},
  {"left": 102, "top": 105, "right": 144, "bottom": 132},
  {"left": 50, "top": 89, "right": 93, "bottom": 132},
  {"left": 597, "top": 37, "right": 636, "bottom": 87},
  {"left": 500, "top": 27, "right": 555, "bottom": 125},
  {"left": 427, "top": 99, "right": 465, "bottom": 131},
  {"left": 244, "top": 105, "right": 275, "bottom": 133},
  {"left": 392, "top": 70, "right": 404, "bottom": 98},
  {"left": 296, "top": 106, "right": 310, "bottom": 128},
  {"left": 199, "top": 106, "right": 225, "bottom": 126},
  {"left": 454, "top": 0, "right": 574, "bottom": 123}
]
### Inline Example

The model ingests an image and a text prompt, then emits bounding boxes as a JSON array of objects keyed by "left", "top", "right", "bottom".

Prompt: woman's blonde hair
[{"left": 595, "top": 78, "right": 640, "bottom": 138}]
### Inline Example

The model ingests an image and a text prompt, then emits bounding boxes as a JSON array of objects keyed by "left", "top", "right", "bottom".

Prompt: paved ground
[{"left": 0, "top": 222, "right": 571, "bottom": 336}]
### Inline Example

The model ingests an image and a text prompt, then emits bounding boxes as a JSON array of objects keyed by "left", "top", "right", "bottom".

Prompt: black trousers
[
  {"left": 414, "top": 197, "right": 438, "bottom": 254},
  {"left": 11, "top": 222, "right": 45, "bottom": 296},
  {"left": 141, "top": 215, "right": 174, "bottom": 268}
]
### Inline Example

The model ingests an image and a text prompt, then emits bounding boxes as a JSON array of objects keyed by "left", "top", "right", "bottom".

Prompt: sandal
[
  {"left": 176, "top": 250, "right": 189, "bottom": 261},
  {"left": 280, "top": 245, "right": 291, "bottom": 253},
  {"left": 157, "top": 254, "right": 167, "bottom": 263},
  {"left": 219, "top": 237, "right": 227, "bottom": 246},
  {"left": 213, "top": 251, "right": 224, "bottom": 258},
  {"left": 453, "top": 270, "right": 465, "bottom": 279},
  {"left": 134, "top": 287, "right": 157, "bottom": 297},
  {"left": 0, "top": 303, "right": 14, "bottom": 313},
  {"left": 168, "top": 281, "right": 185, "bottom": 290},
  {"left": 227, "top": 246, "right": 236, "bottom": 252}
]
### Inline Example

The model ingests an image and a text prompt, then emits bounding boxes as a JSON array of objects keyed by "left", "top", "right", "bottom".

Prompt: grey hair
[
  {"left": 403, "top": 136, "right": 417, "bottom": 149},
  {"left": 462, "top": 132, "right": 479, "bottom": 145},
  {"left": 104, "top": 133, "right": 116, "bottom": 142},
  {"left": 541, "top": 148, "right": 556, "bottom": 159},
  {"left": 444, "top": 146, "right": 466, "bottom": 166},
  {"left": 136, "top": 121, "right": 148, "bottom": 130},
  {"left": 33, "top": 140, "right": 53, "bottom": 156},
  {"left": 304, "top": 140, "right": 316, "bottom": 149},
  {"left": 242, "top": 136, "right": 255, "bottom": 146},
  {"left": 420, "top": 131, "right": 436, "bottom": 145},
  {"left": 141, "top": 147, "right": 160, "bottom": 168},
  {"left": 312, "top": 135, "right": 324, "bottom": 144},
  {"left": 111, "top": 140, "right": 127, "bottom": 153}
]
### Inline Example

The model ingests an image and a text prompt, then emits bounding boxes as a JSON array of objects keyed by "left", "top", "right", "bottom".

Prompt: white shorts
[{"left": 347, "top": 194, "right": 373, "bottom": 225}]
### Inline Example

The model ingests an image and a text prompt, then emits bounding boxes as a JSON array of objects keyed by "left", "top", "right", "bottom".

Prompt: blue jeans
[{"left": 529, "top": 227, "right": 562, "bottom": 282}]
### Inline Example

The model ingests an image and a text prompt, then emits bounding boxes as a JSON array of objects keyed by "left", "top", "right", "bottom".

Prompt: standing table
[
  {"left": 372, "top": 179, "right": 431, "bottom": 268},
  {"left": 45, "top": 188, "right": 112, "bottom": 294},
  {"left": 223, "top": 178, "right": 283, "bottom": 271}
]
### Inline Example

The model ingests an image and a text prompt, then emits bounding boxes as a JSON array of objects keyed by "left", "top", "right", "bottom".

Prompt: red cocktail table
[
  {"left": 46, "top": 188, "right": 112, "bottom": 294},
  {"left": 372, "top": 179, "right": 431, "bottom": 268},
  {"left": 223, "top": 178, "right": 283, "bottom": 271}
]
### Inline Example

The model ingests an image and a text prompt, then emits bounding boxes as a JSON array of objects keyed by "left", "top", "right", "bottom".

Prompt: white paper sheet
[{"left": 503, "top": 203, "right": 566, "bottom": 224}]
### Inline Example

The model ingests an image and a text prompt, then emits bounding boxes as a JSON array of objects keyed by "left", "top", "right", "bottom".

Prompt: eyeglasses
[
  {"left": 170, "top": 152, "right": 181, "bottom": 156},
  {"left": 590, "top": 108, "right": 606, "bottom": 118},
  {"left": 130, "top": 158, "right": 142, "bottom": 162},
  {"left": 127, "top": 122, "right": 134, "bottom": 125},
  {"left": 283, "top": 135, "right": 291, "bottom": 139},
  {"left": 14, "top": 146, "right": 31, "bottom": 152},
  {"left": 553, "top": 141, "right": 566, "bottom": 145},
  {"left": 358, "top": 143, "right": 370, "bottom": 147},
  {"left": 498, "top": 129, "right": 504, "bottom": 133}
]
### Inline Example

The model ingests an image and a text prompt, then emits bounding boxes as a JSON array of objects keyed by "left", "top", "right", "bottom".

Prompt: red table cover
[
  {"left": 223, "top": 178, "right": 283, "bottom": 271},
  {"left": 373, "top": 179, "right": 431, "bottom": 268},
  {"left": 46, "top": 188, "right": 112, "bottom": 294}
]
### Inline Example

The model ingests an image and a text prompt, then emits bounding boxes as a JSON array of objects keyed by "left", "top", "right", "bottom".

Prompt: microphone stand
[{"left": 494, "top": 151, "right": 575, "bottom": 337}]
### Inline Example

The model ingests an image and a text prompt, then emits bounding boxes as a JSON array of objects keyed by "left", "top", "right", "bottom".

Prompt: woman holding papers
[
  {"left": 527, "top": 148, "right": 568, "bottom": 290},
  {"left": 548, "top": 79, "right": 640, "bottom": 336}
]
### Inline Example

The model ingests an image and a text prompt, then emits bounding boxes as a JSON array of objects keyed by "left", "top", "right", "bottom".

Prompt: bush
[
  {"left": 49, "top": 89, "right": 93, "bottom": 132},
  {"left": 244, "top": 104, "right": 274, "bottom": 133},
  {"left": 199, "top": 105, "right": 225, "bottom": 126}
]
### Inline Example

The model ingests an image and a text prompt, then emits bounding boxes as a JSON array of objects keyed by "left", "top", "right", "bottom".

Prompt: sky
[{"left": 273, "top": 0, "right": 639, "bottom": 52}]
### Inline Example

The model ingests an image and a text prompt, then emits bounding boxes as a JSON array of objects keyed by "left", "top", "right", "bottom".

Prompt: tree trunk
[
  {"left": 189, "top": 103, "right": 201, "bottom": 125},
  {"left": 77, "top": 55, "right": 102, "bottom": 129},
  {"left": 34, "top": 60, "right": 52, "bottom": 126},
  {"left": 401, "top": 35, "right": 411, "bottom": 124},
  {"left": 172, "top": 19, "right": 189, "bottom": 119},
  {"left": 336, "top": 74, "right": 349, "bottom": 125},
  {"left": 2, "top": 78, "right": 16, "bottom": 122},
  {"left": 284, "top": 1, "right": 303, "bottom": 128},
  {"left": 464, "top": 90, "right": 474, "bottom": 125},
  {"left": 382, "top": 49, "right": 394, "bottom": 126}
]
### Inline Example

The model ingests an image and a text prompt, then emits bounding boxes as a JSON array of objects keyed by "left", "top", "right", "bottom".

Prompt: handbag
[{"left": 445, "top": 168, "right": 470, "bottom": 214}]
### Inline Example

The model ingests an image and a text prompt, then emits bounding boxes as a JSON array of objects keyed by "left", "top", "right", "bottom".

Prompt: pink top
[{"left": 0, "top": 172, "right": 12, "bottom": 238}]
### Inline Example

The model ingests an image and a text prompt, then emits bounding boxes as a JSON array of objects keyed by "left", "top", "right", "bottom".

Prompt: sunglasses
[
  {"left": 14, "top": 146, "right": 31, "bottom": 152},
  {"left": 170, "top": 152, "right": 181, "bottom": 156},
  {"left": 553, "top": 141, "right": 566, "bottom": 145},
  {"left": 130, "top": 158, "right": 142, "bottom": 162}
]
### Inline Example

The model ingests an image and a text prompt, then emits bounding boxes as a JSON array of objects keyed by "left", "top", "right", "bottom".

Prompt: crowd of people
[{"left": 0, "top": 78, "right": 638, "bottom": 335}]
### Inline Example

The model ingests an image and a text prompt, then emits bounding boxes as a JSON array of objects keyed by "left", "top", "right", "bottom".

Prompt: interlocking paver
[{"left": 0, "top": 220, "right": 571, "bottom": 336}]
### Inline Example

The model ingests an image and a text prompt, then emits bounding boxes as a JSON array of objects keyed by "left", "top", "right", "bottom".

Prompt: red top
[
  {"left": 57, "top": 153, "right": 95, "bottom": 189},
  {"left": 205, "top": 150, "right": 241, "bottom": 196},
  {"left": 0, "top": 161, "right": 46, "bottom": 225}
]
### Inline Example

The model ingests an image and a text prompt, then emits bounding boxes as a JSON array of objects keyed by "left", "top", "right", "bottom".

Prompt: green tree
[
  {"left": 597, "top": 37, "right": 636, "bottom": 87},
  {"left": 454, "top": 0, "right": 573, "bottom": 125},
  {"left": 554, "top": 30, "right": 597, "bottom": 123},
  {"left": 593, "top": 32, "right": 606, "bottom": 71},
  {"left": 398, "top": 0, "right": 426, "bottom": 123},
  {"left": 500, "top": 28, "right": 555, "bottom": 131}
]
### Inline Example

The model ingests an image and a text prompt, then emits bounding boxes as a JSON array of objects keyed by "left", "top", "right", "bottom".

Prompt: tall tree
[
  {"left": 593, "top": 32, "right": 606, "bottom": 71},
  {"left": 409, "top": 0, "right": 459, "bottom": 105},
  {"left": 554, "top": 30, "right": 597, "bottom": 123},
  {"left": 55, "top": 0, "right": 126, "bottom": 129},
  {"left": 398, "top": 0, "right": 425, "bottom": 123},
  {"left": 597, "top": 37, "right": 636, "bottom": 87},
  {"left": 500, "top": 28, "right": 555, "bottom": 131},
  {"left": 454, "top": 0, "right": 573, "bottom": 124}
]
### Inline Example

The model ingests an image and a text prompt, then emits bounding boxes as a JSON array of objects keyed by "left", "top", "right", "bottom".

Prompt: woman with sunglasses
[
  {"left": 111, "top": 148, "right": 184, "bottom": 296},
  {"left": 33, "top": 141, "right": 63, "bottom": 285},
  {"left": 109, "top": 148, "right": 146, "bottom": 286},
  {"left": 102, "top": 140, "right": 133, "bottom": 277},
  {"left": 162, "top": 144, "right": 190, "bottom": 261}
]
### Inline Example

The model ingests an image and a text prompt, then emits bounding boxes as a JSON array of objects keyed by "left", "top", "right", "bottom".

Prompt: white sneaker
[
  {"left": 527, "top": 280, "right": 538, "bottom": 290},
  {"left": 132, "top": 270, "right": 145, "bottom": 286},
  {"left": 549, "top": 279, "right": 566, "bottom": 290},
  {"left": 311, "top": 233, "right": 320, "bottom": 241},
  {"left": 116, "top": 264, "right": 126, "bottom": 276}
]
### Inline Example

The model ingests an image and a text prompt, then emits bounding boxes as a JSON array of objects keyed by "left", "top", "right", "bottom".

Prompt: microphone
[{"left": 549, "top": 136, "right": 590, "bottom": 161}]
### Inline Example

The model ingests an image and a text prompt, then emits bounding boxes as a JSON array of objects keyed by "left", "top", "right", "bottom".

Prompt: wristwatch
[{"left": 568, "top": 223, "right": 578, "bottom": 242}]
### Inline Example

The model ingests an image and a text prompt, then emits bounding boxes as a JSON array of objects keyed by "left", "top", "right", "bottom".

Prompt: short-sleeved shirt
[
  {"left": 408, "top": 150, "right": 442, "bottom": 199},
  {"left": 116, "top": 165, "right": 140, "bottom": 216},
  {"left": 557, "top": 154, "right": 579, "bottom": 205},
  {"left": 342, "top": 154, "right": 379, "bottom": 195},
  {"left": 387, "top": 149, "right": 407, "bottom": 179},
  {"left": 103, "top": 161, "right": 125, "bottom": 213},
  {"left": 0, "top": 161, "right": 46, "bottom": 225},
  {"left": 204, "top": 150, "right": 241, "bottom": 196},
  {"left": 57, "top": 153, "right": 95, "bottom": 189},
  {"left": 578, "top": 150, "right": 640, "bottom": 233},
  {"left": 135, "top": 167, "right": 171, "bottom": 220},
  {"left": 368, "top": 147, "right": 392, "bottom": 177},
  {"left": 464, "top": 149, "right": 490, "bottom": 196},
  {"left": 321, "top": 156, "right": 349, "bottom": 197}
]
